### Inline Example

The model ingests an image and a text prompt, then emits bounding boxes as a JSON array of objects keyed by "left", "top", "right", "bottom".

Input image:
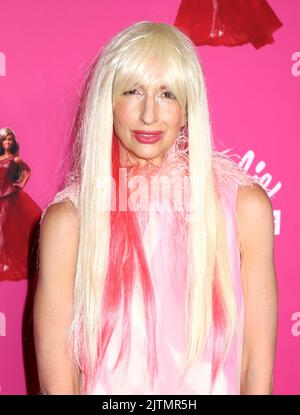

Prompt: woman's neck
[{"left": 117, "top": 140, "right": 166, "bottom": 169}]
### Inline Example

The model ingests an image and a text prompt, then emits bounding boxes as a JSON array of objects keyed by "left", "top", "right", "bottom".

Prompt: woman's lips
[{"left": 133, "top": 131, "right": 163, "bottom": 144}]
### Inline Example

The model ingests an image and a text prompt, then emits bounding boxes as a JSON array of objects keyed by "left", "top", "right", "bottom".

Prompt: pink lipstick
[{"left": 133, "top": 130, "right": 163, "bottom": 144}]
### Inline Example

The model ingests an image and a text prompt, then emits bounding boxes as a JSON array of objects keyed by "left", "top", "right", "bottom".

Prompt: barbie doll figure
[
  {"left": 33, "top": 22, "right": 278, "bottom": 395},
  {"left": 0, "top": 127, "right": 41, "bottom": 281}
]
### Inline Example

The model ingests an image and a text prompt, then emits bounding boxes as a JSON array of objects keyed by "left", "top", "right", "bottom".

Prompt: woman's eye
[
  {"left": 123, "top": 89, "right": 176, "bottom": 100},
  {"left": 161, "top": 91, "right": 176, "bottom": 100},
  {"left": 123, "top": 89, "right": 139, "bottom": 96}
]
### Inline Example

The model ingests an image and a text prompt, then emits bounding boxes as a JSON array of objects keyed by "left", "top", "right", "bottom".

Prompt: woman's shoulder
[
  {"left": 212, "top": 150, "right": 272, "bottom": 221},
  {"left": 52, "top": 181, "right": 80, "bottom": 208},
  {"left": 40, "top": 182, "right": 80, "bottom": 226},
  {"left": 212, "top": 149, "right": 259, "bottom": 191},
  {"left": 12, "top": 155, "right": 21, "bottom": 163},
  {"left": 236, "top": 181, "right": 273, "bottom": 225},
  {"left": 212, "top": 149, "right": 271, "bottom": 201},
  {"left": 40, "top": 198, "right": 79, "bottom": 238}
]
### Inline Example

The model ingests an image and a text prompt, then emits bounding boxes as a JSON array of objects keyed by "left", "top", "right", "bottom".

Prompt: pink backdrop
[{"left": 0, "top": 0, "right": 299, "bottom": 394}]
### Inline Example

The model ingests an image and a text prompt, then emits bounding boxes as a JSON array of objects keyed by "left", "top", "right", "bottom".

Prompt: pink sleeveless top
[
  {"left": 43, "top": 151, "right": 257, "bottom": 395},
  {"left": 90, "top": 180, "right": 243, "bottom": 395}
]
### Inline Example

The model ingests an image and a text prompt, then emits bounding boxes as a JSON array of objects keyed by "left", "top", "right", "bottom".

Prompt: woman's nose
[{"left": 139, "top": 95, "right": 159, "bottom": 125}]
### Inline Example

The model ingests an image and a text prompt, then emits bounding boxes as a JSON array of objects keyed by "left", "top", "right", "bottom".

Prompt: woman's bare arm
[
  {"left": 237, "top": 183, "right": 278, "bottom": 395},
  {"left": 33, "top": 200, "right": 81, "bottom": 394},
  {"left": 12, "top": 156, "right": 31, "bottom": 188}
]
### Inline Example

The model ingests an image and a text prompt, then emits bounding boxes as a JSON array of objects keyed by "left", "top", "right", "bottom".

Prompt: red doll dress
[
  {"left": 0, "top": 154, "right": 41, "bottom": 281},
  {"left": 174, "top": 0, "right": 283, "bottom": 49}
]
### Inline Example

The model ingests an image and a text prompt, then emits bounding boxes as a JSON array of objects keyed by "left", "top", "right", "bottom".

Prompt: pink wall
[{"left": 0, "top": 0, "right": 299, "bottom": 394}]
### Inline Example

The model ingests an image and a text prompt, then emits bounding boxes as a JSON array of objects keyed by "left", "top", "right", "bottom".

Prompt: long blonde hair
[{"left": 55, "top": 21, "right": 256, "bottom": 393}]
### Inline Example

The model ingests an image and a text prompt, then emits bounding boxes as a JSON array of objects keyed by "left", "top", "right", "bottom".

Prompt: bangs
[{"left": 112, "top": 34, "right": 187, "bottom": 111}]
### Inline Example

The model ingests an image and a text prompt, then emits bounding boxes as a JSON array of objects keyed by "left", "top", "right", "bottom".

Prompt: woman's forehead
[
  {"left": 131, "top": 80, "right": 171, "bottom": 90},
  {"left": 125, "top": 59, "right": 173, "bottom": 85}
]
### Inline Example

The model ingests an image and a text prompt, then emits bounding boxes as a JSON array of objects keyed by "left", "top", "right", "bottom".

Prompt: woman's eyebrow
[{"left": 132, "top": 82, "right": 170, "bottom": 90}]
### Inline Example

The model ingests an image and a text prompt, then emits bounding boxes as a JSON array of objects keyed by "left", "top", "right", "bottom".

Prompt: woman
[
  {"left": 0, "top": 127, "right": 41, "bottom": 281},
  {"left": 33, "top": 22, "right": 278, "bottom": 395}
]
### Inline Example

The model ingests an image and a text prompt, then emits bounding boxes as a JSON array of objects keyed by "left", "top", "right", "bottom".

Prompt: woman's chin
[{"left": 128, "top": 149, "right": 165, "bottom": 165}]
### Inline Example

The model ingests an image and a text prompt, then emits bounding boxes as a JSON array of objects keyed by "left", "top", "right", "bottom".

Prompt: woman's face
[
  {"left": 1, "top": 134, "right": 14, "bottom": 152},
  {"left": 113, "top": 62, "right": 187, "bottom": 167}
]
